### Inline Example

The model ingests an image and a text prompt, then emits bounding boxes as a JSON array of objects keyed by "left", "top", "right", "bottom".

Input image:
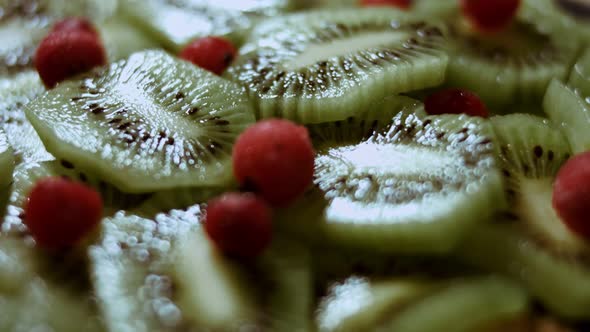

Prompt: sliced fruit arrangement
[
  {"left": 119, "top": 0, "right": 302, "bottom": 53},
  {"left": 1, "top": 0, "right": 590, "bottom": 330},
  {"left": 226, "top": 8, "right": 449, "bottom": 123},
  {"left": 278, "top": 105, "right": 504, "bottom": 254},
  {"left": 316, "top": 276, "right": 528, "bottom": 332},
  {"left": 25, "top": 50, "right": 256, "bottom": 193},
  {"left": 457, "top": 114, "right": 590, "bottom": 319},
  {"left": 443, "top": 0, "right": 578, "bottom": 112}
]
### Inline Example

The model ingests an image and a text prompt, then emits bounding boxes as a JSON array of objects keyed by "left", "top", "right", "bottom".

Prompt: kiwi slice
[
  {"left": 100, "top": 18, "right": 160, "bottom": 62},
  {"left": 315, "top": 276, "right": 527, "bottom": 332},
  {"left": 520, "top": 0, "right": 590, "bottom": 48},
  {"left": 279, "top": 110, "right": 504, "bottom": 254},
  {"left": 0, "top": 71, "right": 53, "bottom": 165},
  {"left": 90, "top": 209, "right": 201, "bottom": 331},
  {"left": 378, "top": 277, "right": 528, "bottom": 332},
  {"left": 456, "top": 114, "right": 590, "bottom": 319},
  {"left": 316, "top": 276, "right": 433, "bottom": 332},
  {"left": 225, "top": 8, "right": 449, "bottom": 124},
  {"left": 25, "top": 50, "right": 256, "bottom": 193},
  {"left": 174, "top": 227, "right": 258, "bottom": 330},
  {"left": 315, "top": 0, "right": 458, "bottom": 19},
  {"left": 257, "top": 237, "right": 313, "bottom": 332},
  {"left": 119, "top": 0, "right": 296, "bottom": 52},
  {"left": 0, "top": 0, "right": 118, "bottom": 76},
  {"left": 544, "top": 79, "right": 590, "bottom": 154},
  {"left": 567, "top": 47, "right": 590, "bottom": 98},
  {"left": 444, "top": 13, "right": 575, "bottom": 112},
  {"left": 133, "top": 187, "right": 223, "bottom": 218},
  {"left": 2, "top": 161, "right": 149, "bottom": 242}
]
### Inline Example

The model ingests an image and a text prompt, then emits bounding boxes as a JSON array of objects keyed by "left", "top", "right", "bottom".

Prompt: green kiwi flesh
[
  {"left": 379, "top": 277, "right": 528, "bottom": 332},
  {"left": 457, "top": 114, "right": 590, "bottom": 319},
  {"left": 457, "top": 222, "right": 590, "bottom": 319},
  {"left": 279, "top": 110, "right": 504, "bottom": 254},
  {"left": 567, "top": 48, "right": 590, "bottom": 99},
  {"left": 316, "top": 277, "right": 434, "bottom": 332},
  {"left": 25, "top": 50, "right": 256, "bottom": 193},
  {"left": 174, "top": 226, "right": 259, "bottom": 330},
  {"left": 519, "top": 0, "right": 590, "bottom": 48},
  {"left": 0, "top": 0, "right": 118, "bottom": 76},
  {"left": 0, "top": 71, "right": 53, "bottom": 165},
  {"left": 543, "top": 79, "right": 590, "bottom": 154},
  {"left": 119, "top": 0, "right": 295, "bottom": 52},
  {"left": 445, "top": 16, "right": 574, "bottom": 112},
  {"left": 226, "top": 8, "right": 449, "bottom": 124},
  {"left": 99, "top": 18, "right": 160, "bottom": 62},
  {"left": 256, "top": 237, "right": 314, "bottom": 332},
  {"left": 315, "top": 276, "right": 527, "bottom": 332},
  {"left": 0, "top": 129, "right": 13, "bottom": 213},
  {"left": 90, "top": 208, "right": 202, "bottom": 331},
  {"left": 2, "top": 161, "right": 149, "bottom": 241}
]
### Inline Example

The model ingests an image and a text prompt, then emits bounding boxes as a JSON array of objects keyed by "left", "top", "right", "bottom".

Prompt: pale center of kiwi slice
[
  {"left": 320, "top": 143, "right": 455, "bottom": 178},
  {"left": 515, "top": 177, "right": 589, "bottom": 254},
  {"left": 283, "top": 31, "right": 409, "bottom": 70},
  {"left": 155, "top": 5, "right": 215, "bottom": 44}
]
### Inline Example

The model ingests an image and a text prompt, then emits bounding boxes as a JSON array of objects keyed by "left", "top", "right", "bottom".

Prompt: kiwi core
[{"left": 284, "top": 31, "right": 409, "bottom": 69}]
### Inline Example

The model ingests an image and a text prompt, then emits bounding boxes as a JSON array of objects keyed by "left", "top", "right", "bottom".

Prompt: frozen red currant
[
  {"left": 424, "top": 88, "right": 489, "bottom": 118},
  {"left": 51, "top": 17, "right": 98, "bottom": 36},
  {"left": 233, "top": 119, "right": 315, "bottom": 207},
  {"left": 360, "top": 0, "right": 411, "bottom": 9},
  {"left": 34, "top": 31, "right": 107, "bottom": 88},
  {"left": 179, "top": 36, "right": 237, "bottom": 75},
  {"left": 23, "top": 177, "right": 103, "bottom": 249},
  {"left": 461, "top": 0, "right": 520, "bottom": 33},
  {"left": 553, "top": 151, "right": 590, "bottom": 240},
  {"left": 204, "top": 192, "right": 272, "bottom": 259}
]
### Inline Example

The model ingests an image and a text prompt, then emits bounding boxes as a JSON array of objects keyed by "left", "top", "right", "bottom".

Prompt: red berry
[
  {"left": 204, "top": 192, "right": 272, "bottom": 259},
  {"left": 461, "top": 0, "right": 520, "bottom": 33},
  {"left": 179, "top": 36, "right": 237, "bottom": 75},
  {"left": 360, "top": 0, "right": 411, "bottom": 9},
  {"left": 23, "top": 177, "right": 103, "bottom": 249},
  {"left": 52, "top": 17, "right": 98, "bottom": 36},
  {"left": 553, "top": 151, "right": 590, "bottom": 240},
  {"left": 233, "top": 119, "right": 315, "bottom": 207},
  {"left": 424, "top": 88, "right": 489, "bottom": 118},
  {"left": 34, "top": 31, "right": 107, "bottom": 88}
]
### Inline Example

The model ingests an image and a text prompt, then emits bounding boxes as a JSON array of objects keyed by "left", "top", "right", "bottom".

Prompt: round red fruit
[
  {"left": 233, "top": 119, "right": 315, "bottom": 207},
  {"left": 35, "top": 31, "right": 107, "bottom": 88},
  {"left": 553, "top": 151, "right": 590, "bottom": 240},
  {"left": 52, "top": 17, "right": 98, "bottom": 36},
  {"left": 204, "top": 192, "right": 272, "bottom": 259},
  {"left": 179, "top": 36, "right": 237, "bottom": 75},
  {"left": 424, "top": 88, "right": 489, "bottom": 118},
  {"left": 360, "top": 0, "right": 411, "bottom": 9},
  {"left": 23, "top": 177, "right": 103, "bottom": 249},
  {"left": 461, "top": 0, "right": 520, "bottom": 33}
]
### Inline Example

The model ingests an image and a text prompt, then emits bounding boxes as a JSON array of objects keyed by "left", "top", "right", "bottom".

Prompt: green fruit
[
  {"left": 457, "top": 114, "right": 590, "bottom": 319},
  {"left": 226, "top": 8, "right": 449, "bottom": 124},
  {"left": 25, "top": 50, "right": 255, "bottom": 193},
  {"left": 279, "top": 110, "right": 504, "bottom": 254}
]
